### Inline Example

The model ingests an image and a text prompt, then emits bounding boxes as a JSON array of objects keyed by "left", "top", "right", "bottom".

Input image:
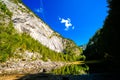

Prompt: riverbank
[
  {"left": 0, "top": 73, "right": 118, "bottom": 80},
  {"left": 0, "top": 74, "right": 24, "bottom": 80},
  {"left": 0, "top": 59, "right": 66, "bottom": 74}
]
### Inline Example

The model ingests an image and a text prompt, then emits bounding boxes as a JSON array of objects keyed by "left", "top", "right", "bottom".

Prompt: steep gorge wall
[
  {"left": 83, "top": 0, "right": 120, "bottom": 73},
  {"left": 1, "top": 0, "right": 63, "bottom": 52},
  {"left": 1, "top": 0, "right": 81, "bottom": 55}
]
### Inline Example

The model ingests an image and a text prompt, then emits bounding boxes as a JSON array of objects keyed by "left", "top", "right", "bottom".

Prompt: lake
[{"left": 1, "top": 62, "right": 118, "bottom": 80}]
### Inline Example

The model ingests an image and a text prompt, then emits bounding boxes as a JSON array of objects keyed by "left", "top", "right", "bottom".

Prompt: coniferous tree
[{"left": 83, "top": 0, "right": 120, "bottom": 73}]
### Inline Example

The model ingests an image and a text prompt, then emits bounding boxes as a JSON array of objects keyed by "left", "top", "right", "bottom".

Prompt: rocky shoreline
[
  {"left": 0, "top": 60, "right": 66, "bottom": 74},
  {"left": 0, "top": 50, "right": 66, "bottom": 74},
  {"left": 0, "top": 73, "right": 117, "bottom": 80}
]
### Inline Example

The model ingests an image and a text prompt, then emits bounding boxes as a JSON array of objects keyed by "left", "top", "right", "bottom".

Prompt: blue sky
[{"left": 22, "top": 0, "right": 108, "bottom": 46}]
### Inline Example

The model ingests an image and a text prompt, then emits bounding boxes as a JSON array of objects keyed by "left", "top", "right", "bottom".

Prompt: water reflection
[
  {"left": 51, "top": 64, "right": 89, "bottom": 75},
  {"left": 17, "top": 63, "right": 118, "bottom": 80}
]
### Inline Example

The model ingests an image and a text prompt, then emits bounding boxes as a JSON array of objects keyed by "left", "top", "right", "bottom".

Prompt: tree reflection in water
[{"left": 51, "top": 64, "right": 89, "bottom": 75}]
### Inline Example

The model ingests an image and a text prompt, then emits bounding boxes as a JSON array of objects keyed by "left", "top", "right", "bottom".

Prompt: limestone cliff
[
  {"left": 0, "top": 0, "right": 84, "bottom": 74},
  {"left": 1, "top": 0, "right": 81, "bottom": 54}
]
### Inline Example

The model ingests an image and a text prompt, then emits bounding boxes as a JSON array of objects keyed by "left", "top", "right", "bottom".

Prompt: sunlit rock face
[
  {"left": 1, "top": 0, "right": 81, "bottom": 55},
  {"left": 2, "top": 0, "right": 63, "bottom": 52}
]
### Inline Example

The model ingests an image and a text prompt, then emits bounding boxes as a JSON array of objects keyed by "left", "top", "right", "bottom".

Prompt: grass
[
  {"left": 0, "top": 1, "right": 85, "bottom": 62},
  {"left": 0, "top": 22, "right": 85, "bottom": 62},
  {"left": 0, "top": 1, "right": 13, "bottom": 18}
]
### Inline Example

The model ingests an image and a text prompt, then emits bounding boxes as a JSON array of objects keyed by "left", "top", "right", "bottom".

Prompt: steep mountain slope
[
  {"left": 2, "top": 0, "right": 63, "bottom": 52},
  {"left": 1, "top": 0, "right": 81, "bottom": 54},
  {"left": 83, "top": 0, "right": 120, "bottom": 73},
  {"left": 0, "top": 0, "right": 84, "bottom": 74}
]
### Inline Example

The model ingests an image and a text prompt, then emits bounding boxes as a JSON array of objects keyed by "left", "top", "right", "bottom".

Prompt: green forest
[{"left": 83, "top": 0, "right": 120, "bottom": 73}]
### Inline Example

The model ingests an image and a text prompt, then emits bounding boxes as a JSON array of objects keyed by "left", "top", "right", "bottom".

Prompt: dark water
[
  {"left": 18, "top": 61, "right": 119, "bottom": 80},
  {"left": 49, "top": 62, "right": 119, "bottom": 80},
  {"left": 87, "top": 60, "right": 120, "bottom": 74},
  {"left": 51, "top": 60, "right": 107, "bottom": 75}
]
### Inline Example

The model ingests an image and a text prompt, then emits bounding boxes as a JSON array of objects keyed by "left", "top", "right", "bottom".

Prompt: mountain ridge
[
  {"left": 0, "top": 0, "right": 84, "bottom": 74},
  {"left": 1, "top": 0, "right": 81, "bottom": 54}
]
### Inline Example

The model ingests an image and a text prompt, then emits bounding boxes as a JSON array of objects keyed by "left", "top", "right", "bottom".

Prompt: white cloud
[
  {"left": 59, "top": 17, "right": 74, "bottom": 31},
  {"left": 35, "top": 8, "right": 43, "bottom": 13}
]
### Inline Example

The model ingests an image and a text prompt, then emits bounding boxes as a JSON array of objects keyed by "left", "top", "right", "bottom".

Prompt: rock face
[
  {"left": 0, "top": 0, "right": 82, "bottom": 75},
  {"left": 1, "top": 0, "right": 81, "bottom": 54},
  {"left": 0, "top": 59, "right": 65, "bottom": 74},
  {"left": 0, "top": 48, "right": 65, "bottom": 74},
  {"left": 1, "top": 0, "right": 64, "bottom": 52}
]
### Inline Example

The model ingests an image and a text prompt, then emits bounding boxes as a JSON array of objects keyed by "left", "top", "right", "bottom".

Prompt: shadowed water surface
[
  {"left": 17, "top": 63, "right": 119, "bottom": 80},
  {"left": 17, "top": 73, "right": 118, "bottom": 80}
]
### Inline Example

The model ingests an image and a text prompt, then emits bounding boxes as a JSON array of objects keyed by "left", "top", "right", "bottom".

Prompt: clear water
[{"left": 51, "top": 64, "right": 89, "bottom": 75}]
